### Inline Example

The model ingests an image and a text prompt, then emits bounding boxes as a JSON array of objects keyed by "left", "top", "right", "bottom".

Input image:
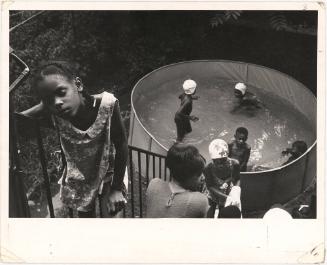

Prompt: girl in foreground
[
  {"left": 146, "top": 143, "right": 209, "bottom": 218},
  {"left": 21, "top": 61, "right": 128, "bottom": 218}
]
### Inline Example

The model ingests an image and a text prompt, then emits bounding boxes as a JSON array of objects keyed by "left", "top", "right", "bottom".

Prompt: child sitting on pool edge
[
  {"left": 174, "top": 79, "right": 199, "bottom": 142},
  {"left": 228, "top": 127, "right": 251, "bottom": 172},
  {"left": 231, "top": 82, "right": 263, "bottom": 114},
  {"left": 282, "top": 140, "right": 308, "bottom": 165}
]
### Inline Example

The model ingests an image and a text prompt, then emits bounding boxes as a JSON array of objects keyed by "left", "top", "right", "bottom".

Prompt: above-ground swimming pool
[{"left": 129, "top": 60, "right": 316, "bottom": 215}]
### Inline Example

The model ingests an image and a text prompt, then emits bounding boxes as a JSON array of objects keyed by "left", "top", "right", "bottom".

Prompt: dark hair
[
  {"left": 34, "top": 60, "right": 92, "bottom": 101},
  {"left": 236, "top": 127, "right": 248, "bottom": 137},
  {"left": 34, "top": 61, "right": 77, "bottom": 85},
  {"left": 218, "top": 206, "right": 241, "bottom": 218},
  {"left": 166, "top": 143, "right": 205, "bottom": 184},
  {"left": 292, "top": 141, "right": 308, "bottom": 154}
]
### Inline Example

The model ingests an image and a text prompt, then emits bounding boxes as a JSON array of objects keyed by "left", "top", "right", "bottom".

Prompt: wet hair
[
  {"left": 166, "top": 143, "right": 205, "bottom": 184},
  {"left": 292, "top": 141, "right": 308, "bottom": 154},
  {"left": 236, "top": 127, "right": 248, "bottom": 137},
  {"left": 218, "top": 206, "right": 241, "bottom": 218}
]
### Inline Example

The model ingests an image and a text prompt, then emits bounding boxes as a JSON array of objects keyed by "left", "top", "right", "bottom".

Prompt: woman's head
[
  {"left": 34, "top": 61, "right": 85, "bottom": 119},
  {"left": 166, "top": 143, "right": 205, "bottom": 191}
]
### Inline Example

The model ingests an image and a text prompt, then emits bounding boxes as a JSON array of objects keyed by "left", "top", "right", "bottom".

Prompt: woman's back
[{"left": 146, "top": 178, "right": 208, "bottom": 218}]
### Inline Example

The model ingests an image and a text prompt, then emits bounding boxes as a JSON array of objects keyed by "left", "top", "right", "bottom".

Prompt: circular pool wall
[{"left": 129, "top": 60, "right": 316, "bottom": 215}]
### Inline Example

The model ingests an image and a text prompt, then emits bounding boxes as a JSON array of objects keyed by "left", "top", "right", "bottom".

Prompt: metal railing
[
  {"left": 11, "top": 115, "right": 55, "bottom": 218},
  {"left": 127, "top": 145, "right": 170, "bottom": 218}
]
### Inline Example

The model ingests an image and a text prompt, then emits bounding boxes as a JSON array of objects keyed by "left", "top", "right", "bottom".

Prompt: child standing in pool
[
  {"left": 174, "top": 79, "right": 199, "bottom": 142},
  {"left": 20, "top": 61, "right": 128, "bottom": 218},
  {"left": 231, "top": 82, "right": 263, "bottom": 114},
  {"left": 203, "top": 139, "right": 240, "bottom": 218},
  {"left": 228, "top": 127, "right": 251, "bottom": 172}
]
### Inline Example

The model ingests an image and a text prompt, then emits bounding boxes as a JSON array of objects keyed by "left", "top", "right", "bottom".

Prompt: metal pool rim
[{"left": 130, "top": 59, "right": 317, "bottom": 174}]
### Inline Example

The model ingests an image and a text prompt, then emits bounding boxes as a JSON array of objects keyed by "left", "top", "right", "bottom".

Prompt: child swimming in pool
[
  {"left": 282, "top": 140, "right": 308, "bottom": 165},
  {"left": 228, "top": 127, "right": 251, "bottom": 172},
  {"left": 174, "top": 79, "right": 199, "bottom": 142},
  {"left": 20, "top": 61, "right": 128, "bottom": 218},
  {"left": 203, "top": 139, "right": 240, "bottom": 218},
  {"left": 231, "top": 82, "right": 263, "bottom": 115}
]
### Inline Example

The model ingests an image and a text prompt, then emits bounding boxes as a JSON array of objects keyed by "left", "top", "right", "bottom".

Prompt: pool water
[{"left": 135, "top": 78, "right": 315, "bottom": 170}]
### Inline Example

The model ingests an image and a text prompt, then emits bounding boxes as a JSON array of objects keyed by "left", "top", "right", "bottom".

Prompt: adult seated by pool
[{"left": 146, "top": 143, "right": 209, "bottom": 218}]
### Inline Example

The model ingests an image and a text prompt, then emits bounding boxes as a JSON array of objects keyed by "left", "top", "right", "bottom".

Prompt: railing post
[
  {"left": 137, "top": 151, "right": 143, "bottom": 217},
  {"left": 35, "top": 122, "right": 55, "bottom": 218},
  {"left": 128, "top": 145, "right": 168, "bottom": 218},
  {"left": 128, "top": 148, "right": 134, "bottom": 217}
]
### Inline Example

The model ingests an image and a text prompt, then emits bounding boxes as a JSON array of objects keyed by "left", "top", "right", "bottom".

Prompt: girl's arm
[
  {"left": 20, "top": 102, "right": 45, "bottom": 118},
  {"left": 240, "top": 146, "right": 251, "bottom": 170},
  {"left": 101, "top": 100, "right": 128, "bottom": 215},
  {"left": 110, "top": 100, "right": 128, "bottom": 191},
  {"left": 231, "top": 161, "right": 241, "bottom": 185},
  {"left": 16, "top": 102, "right": 54, "bottom": 133},
  {"left": 177, "top": 100, "right": 198, "bottom": 121}
]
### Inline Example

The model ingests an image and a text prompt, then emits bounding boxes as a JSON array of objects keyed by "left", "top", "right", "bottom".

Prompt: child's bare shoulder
[{"left": 149, "top": 177, "right": 165, "bottom": 187}]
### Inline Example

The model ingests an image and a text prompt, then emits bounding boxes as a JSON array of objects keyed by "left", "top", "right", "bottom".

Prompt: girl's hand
[
  {"left": 220, "top": 182, "right": 228, "bottom": 190},
  {"left": 190, "top": 115, "right": 199, "bottom": 122},
  {"left": 107, "top": 190, "right": 127, "bottom": 214}
]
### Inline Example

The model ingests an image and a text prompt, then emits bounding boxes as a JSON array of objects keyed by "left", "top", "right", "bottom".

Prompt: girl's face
[
  {"left": 37, "top": 74, "right": 83, "bottom": 119},
  {"left": 234, "top": 89, "right": 243, "bottom": 98},
  {"left": 235, "top": 132, "right": 247, "bottom": 146}
]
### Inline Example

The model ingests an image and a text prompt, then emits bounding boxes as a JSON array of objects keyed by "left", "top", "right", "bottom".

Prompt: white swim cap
[
  {"left": 183, "top": 79, "right": 197, "bottom": 95},
  {"left": 208, "top": 139, "right": 229, "bottom": 159},
  {"left": 263, "top": 207, "right": 292, "bottom": 222},
  {"left": 235, "top": 82, "right": 247, "bottom": 95}
]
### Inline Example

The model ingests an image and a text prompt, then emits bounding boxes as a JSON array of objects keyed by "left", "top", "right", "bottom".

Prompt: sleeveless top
[{"left": 53, "top": 92, "right": 117, "bottom": 212}]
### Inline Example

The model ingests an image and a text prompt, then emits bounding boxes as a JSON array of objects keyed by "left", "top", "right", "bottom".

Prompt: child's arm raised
[
  {"left": 101, "top": 100, "right": 128, "bottom": 215},
  {"left": 16, "top": 102, "right": 54, "bottom": 134}
]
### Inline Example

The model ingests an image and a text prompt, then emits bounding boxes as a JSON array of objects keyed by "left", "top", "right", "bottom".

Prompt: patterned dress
[{"left": 53, "top": 92, "right": 117, "bottom": 212}]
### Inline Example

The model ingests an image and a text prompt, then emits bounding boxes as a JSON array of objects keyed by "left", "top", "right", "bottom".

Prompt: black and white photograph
[
  {"left": 2, "top": 1, "right": 325, "bottom": 263},
  {"left": 8, "top": 9, "right": 318, "bottom": 219}
]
